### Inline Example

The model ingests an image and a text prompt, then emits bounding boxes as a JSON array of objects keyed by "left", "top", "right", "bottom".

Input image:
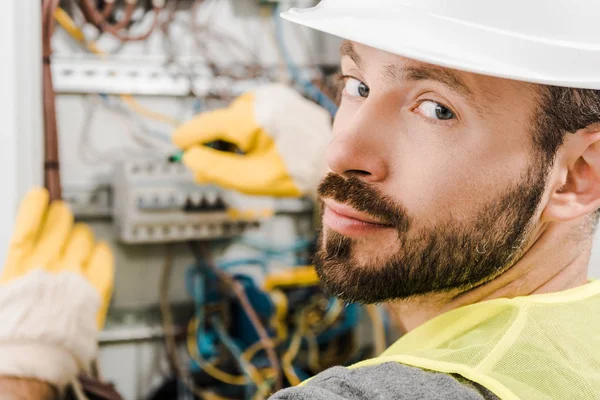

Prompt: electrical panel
[
  {"left": 113, "top": 157, "right": 273, "bottom": 243},
  {"left": 113, "top": 157, "right": 314, "bottom": 244}
]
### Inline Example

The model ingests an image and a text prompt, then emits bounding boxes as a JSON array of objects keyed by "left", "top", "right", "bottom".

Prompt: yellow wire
[
  {"left": 242, "top": 337, "right": 281, "bottom": 365},
  {"left": 54, "top": 8, "right": 180, "bottom": 127},
  {"left": 120, "top": 94, "right": 180, "bottom": 127},
  {"left": 305, "top": 332, "right": 321, "bottom": 373},
  {"left": 281, "top": 309, "right": 313, "bottom": 387},
  {"left": 315, "top": 299, "right": 343, "bottom": 334},
  {"left": 281, "top": 328, "right": 304, "bottom": 386},
  {"left": 187, "top": 318, "right": 276, "bottom": 399},
  {"left": 186, "top": 317, "right": 249, "bottom": 386}
]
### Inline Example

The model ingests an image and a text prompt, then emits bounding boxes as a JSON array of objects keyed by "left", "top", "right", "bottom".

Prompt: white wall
[{"left": 0, "top": 0, "right": 43, "bottom": 267}]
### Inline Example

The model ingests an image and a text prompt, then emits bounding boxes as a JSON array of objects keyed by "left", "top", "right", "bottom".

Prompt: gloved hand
[
  {"left": 173, "top": 84, "right": 332, "bottom": 198},
  {"left": 0, "top": 188, "right": 114, "bottom": 391}
]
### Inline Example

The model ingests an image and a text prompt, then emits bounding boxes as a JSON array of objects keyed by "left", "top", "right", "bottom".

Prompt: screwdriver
[{"left": 168, "top": 140, "right": 243, "bottom": 163}]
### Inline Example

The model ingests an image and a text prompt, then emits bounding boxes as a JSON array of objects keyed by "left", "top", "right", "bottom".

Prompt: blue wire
[
  {"left": 143, "top": 128, "right": 172, "bottom": 143},
  {"left": 217, "top": 238, "right": 312, "bottom": 270},
  {"left": 193, "top": 98, "right": 204, "bottom": 114},
  {"left": 217, "top": 257, "right": 269, "bottom": 274},
  {"left": 211, "top": 315, "right": 257, "bottom": 400},
  {"left": 238, "top": 237, "right": 312, "bottom": 256},
  {"left": 273, "top": 5, "right": 338, "bottom": 117}
]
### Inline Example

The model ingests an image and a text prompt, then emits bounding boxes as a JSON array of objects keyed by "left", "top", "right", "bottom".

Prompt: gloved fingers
[
  {"left": 2, "top": 188, "right": 50, "bottom": 280},
  {"left": 84, "top": 241, "right": 114, "bottom": 329},
  {"left": 172, "top": 94, "right": 257, "bottom": 152},
  {"left": 9, "top": 188, "right": 50, "bottom": 246},
  {"left": 182, "top": 145, "right": 255, "bottom": 190},
  {"left": 24, "top": 201, "right": 74, "bottom": 274},
  {"left": 55, "top": 223, "right": 95, "bottom": 273},
  {"left": 184, "top": 145, "right": 301, "bottom": 197},
  {"left": 172, "top": 110, "right": 250, "bottom": 153}
]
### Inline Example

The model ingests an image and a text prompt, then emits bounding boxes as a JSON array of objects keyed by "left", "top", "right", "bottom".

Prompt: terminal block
[{"left": 113, "top": 158, "right": 278, "bottom": 244}]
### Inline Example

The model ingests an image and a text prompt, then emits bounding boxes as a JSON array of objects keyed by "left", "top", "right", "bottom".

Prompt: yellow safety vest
[{"left": 350, "top": 281, "right": 600, "bottom": 399}]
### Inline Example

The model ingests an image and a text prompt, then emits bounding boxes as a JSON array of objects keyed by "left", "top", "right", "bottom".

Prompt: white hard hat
[{"left": 281, "top": 0, "right": 600, "bottom": 90}]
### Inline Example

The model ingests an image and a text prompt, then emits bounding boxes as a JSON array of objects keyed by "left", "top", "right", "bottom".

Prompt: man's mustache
[{"left": 317, "top": 173, "right": 411, "bottom": 233}]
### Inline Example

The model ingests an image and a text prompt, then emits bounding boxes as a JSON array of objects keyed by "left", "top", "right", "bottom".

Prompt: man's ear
[{"left": 543, "top": 128, "right": 600, "bottom": 222}]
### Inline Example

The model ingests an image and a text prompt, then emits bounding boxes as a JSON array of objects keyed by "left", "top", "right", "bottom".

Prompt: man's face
[{"left": 314, "top": 41, "right": 551, "bottom": 303}]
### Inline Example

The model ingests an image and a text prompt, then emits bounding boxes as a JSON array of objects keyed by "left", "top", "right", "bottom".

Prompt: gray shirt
[{"left": 270, "top": 362, "right": 500, "bottom": 400}]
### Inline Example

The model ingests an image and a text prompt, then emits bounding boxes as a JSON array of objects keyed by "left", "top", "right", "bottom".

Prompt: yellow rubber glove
[
  {"left": 173, "top": 84, "right": 332, "bottom": 198},
  {"left": 0, "top": 188, "right": 115, "bottom": 390},
  {"left": 1, "top": 188, "right": 114, "bottom": 328}
]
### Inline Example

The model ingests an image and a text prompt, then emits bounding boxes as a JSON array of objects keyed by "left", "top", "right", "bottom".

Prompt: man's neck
[{"left": 389, "top": 219, "right": 592, "bottom": 333}]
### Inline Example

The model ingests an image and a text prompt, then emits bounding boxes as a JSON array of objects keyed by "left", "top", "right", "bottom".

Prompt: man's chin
[
  {"left": 321, "top": 227, "right": 400, "bottom": 264},
  {"left": 314, "top": 261, "right": 400, "bottom": 304}
]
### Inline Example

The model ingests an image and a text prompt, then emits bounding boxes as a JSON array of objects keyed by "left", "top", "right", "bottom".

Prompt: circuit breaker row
[{"left": 113, "top": 158, "right": 279, "bottom": 244}]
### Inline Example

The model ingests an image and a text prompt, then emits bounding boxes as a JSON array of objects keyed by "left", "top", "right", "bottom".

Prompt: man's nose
[{"left": 326, "top": 108, "right": 390, "bottom": 183}]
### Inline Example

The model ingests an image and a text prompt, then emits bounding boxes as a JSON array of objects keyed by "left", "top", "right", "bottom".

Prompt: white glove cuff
[
  {"left": 0, "top": 270, "right": 100, "bottom": 389},
  {"left": 254, "top": 84, "right": 332, "bottom": 199}
]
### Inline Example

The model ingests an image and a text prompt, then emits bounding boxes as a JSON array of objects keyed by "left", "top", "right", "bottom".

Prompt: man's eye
[
  {"left": 343, "top": 77, "right": 370, "bottom": 98},
  {"left": 415, "top": 100, "right": 455, "bottom": 121}
]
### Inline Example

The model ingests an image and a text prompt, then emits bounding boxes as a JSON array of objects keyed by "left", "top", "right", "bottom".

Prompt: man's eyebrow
[
  {"left": 383, "top": 64, "right": 474, "bottom": 98},
  {"left": 340, "top": 40, "right": 363, "bottom": 69}
]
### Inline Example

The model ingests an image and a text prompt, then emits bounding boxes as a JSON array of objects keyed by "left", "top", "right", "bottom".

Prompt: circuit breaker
[
  {"left": 112, "top": 157, "right": 279, "bottom": 243},
  {"left": 113, "top": 157, "right": 313, "bottom": 244}
]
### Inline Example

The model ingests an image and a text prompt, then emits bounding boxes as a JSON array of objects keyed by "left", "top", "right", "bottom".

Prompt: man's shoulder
[{"left": 269, "top": 362, "right": 499, "bottom": 400}]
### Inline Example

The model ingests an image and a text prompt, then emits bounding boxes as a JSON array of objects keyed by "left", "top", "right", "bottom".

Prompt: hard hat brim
[{"left": 282, "top": 6, "right": 600, "bottom": 90}]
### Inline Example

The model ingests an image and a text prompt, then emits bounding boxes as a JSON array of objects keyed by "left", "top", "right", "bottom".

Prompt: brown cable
[
  {"left": 80, "top": 0, "right": 136, "bottom": 32},
  {"left": 42, "top": 0, "right": 62, "bottom": 201},
  {"left": 160, "top": 244, "right": 214, "bottom": 400},
  {"left": 101, "top": 1, "right": 116, "bottom": 20},
  {"left": 40, "top": 0, "right": 162, "bottom": 203},
  {"left": 79, "top": 0, "right": 160, "bottom": 42},
  {"left": 190, "top": 241, "right": 283, "bottom": 392}
]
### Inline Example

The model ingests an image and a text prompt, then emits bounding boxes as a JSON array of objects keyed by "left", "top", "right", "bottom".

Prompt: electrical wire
[
  {"left": 54, "top": 9, "right": 182, "bottom": 128},
  {"left": 304, "top": 332, "right": 321, "bottom": 373},
  {"left": 160, "top": 244, "right": 220, "bottom": 400},
  {"left": 260, "top": 5, "right": 287, "bottom": 84},
  {"left": 101, "top": 0, "right": 116, "bottom": 20},
  {"left": 186, "top": 317, "right": 277, "bottom": 386},
  {"left": 239, "top": 237, "right": 312, "bottom": 256},
  {"left": 272, "top": 4, "right": 338, "bottom": 117},
  {"left": 189, "top": 241, "right": 283, "bottom": 392},
  {"left": 79, "top": 0, "right": 135, "bottom": 32},
  {"left": 211, "top": 315, "right": 270, "bottom": 400},
  {"left": 77, "top": 95, "right": 167, "bottom": 165},
  {"left": 312, "top": 298, "right": 343, "bottom": 335},
  {"left": 184, "top": 266, "right": 275, "bottom": 396},
  {"left": 42, "top": 0, "right": 63, "bottom": 201},
  {"left": 189, "top": 0, "right": 261, "bottom": 75},
  {"left": 187, "top": 317, "right": 248, "bottom": 385},
  {"left": 280, "top": 312, "right": 306, "bottom": 387},
  {"left": 241, "top": 338, "right": 281, "bottom": 365},
  {"left": 79, "top": 0, "right": 163, "bottom": 42},
  {"left": 217, "top": 258, "right": 268, "bottom": 274},
  {"left": 120, "top": 95, "right": 181, "bottom": 127},
  {"left": 70, "top": 378, "right": 90, "bottom": 400}
]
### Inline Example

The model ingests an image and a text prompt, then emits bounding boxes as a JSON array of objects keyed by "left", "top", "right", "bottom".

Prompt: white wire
[
  {"left": 78, "top": 95, "right": 171, "bottom": 165},
  {"left": 70, "top": 378, "right": 90, "bottom": 400}
]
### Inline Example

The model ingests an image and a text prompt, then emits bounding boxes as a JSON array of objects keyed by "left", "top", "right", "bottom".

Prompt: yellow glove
[
  {"left": 1, "top": 188, "right": 114, "bottom": 329},
  {"left": 173, "top": 84, "right": 332, "bottom": 198},
  {"left": 0, "top": 188, "right": 114, "bottom": 389}
]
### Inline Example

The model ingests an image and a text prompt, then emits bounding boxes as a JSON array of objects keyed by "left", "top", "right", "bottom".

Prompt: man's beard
[{"left": 313, "top": 162, "right": 548, "bottom": 304}]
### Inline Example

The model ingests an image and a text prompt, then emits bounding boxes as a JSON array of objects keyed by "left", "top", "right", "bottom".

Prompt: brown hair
[{"left": 535, "top": 86, "right": 600, "bottom": 223}]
